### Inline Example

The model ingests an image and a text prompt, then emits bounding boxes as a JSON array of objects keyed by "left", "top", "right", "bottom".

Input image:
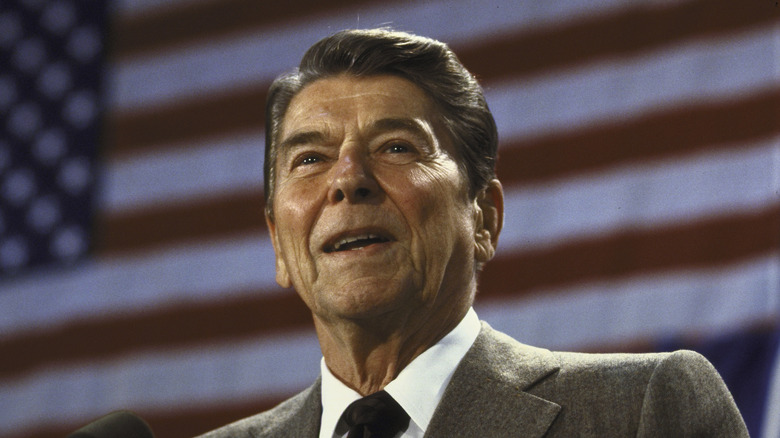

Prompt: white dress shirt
[{"left": 319, "top": 308, "right": 481, "bottom": 438}]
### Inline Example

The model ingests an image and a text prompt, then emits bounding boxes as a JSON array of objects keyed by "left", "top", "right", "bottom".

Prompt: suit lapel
[
  {"left": 293, "top": 382, "right": 322, "bottom": 437},
  {"left": 426, "top": 323, "right": 561, "bottom": 437},
  {"left": 262, "top": 379, "right": 322, "bottom": 438}
]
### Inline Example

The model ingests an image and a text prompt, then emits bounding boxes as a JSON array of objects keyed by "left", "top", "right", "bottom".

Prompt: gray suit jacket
[{"left": 198, "top": 322, "right": 748, "bottom": 437}]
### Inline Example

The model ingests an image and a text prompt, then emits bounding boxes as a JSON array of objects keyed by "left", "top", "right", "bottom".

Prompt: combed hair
[{"left": 264, "top": 28, "right": 498, "bottom": 220}]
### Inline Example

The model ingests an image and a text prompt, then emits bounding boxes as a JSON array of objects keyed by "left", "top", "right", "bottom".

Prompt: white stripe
[
  {"left": 100, "top": 27, "right": 777, "bottom": 214},
  {"left": 100, "top": 131, "right": 264, "bottom": 213},
  {"left": 2, "top": 254, "right": 776, "bottom": 434},
  {"left": 477, "top": 253, "right": 780, "bottom": 350},
  {"left": 0, "top": 329, "right": 321, "bottom": 435},
  {"left": 109, "top": 0, "right": 675, "bottom": 112},
  {"left": 6, "top": 139, "right": 777, "bottom": 337},
  {"left": 0, "top": 235, "right": 279, "bottom": 338},
  {"left": 488, "top": 26, "right": 778, "bottom": 140},
  {"left": 500, "top": 137, "right": 780, "bottom": 251}
]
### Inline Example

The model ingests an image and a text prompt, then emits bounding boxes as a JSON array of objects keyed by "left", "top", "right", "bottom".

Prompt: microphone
[{"left": 67, "top": 411, "right": 155, "bottom": 438}]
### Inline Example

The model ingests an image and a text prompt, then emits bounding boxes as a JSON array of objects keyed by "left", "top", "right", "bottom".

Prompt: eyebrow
[
  {"left": 278, "top": 117, "right": 434, "bottom": 151},
  {"left": 278, "top": 131, "right": 328, "bottom": 150},
  {"left": 368, "top": 117, "right": 433, "bottom": 143}
]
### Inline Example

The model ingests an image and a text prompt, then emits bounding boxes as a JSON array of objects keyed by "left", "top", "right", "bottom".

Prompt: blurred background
[{"left": 1, "top": 0, "right": 778, "bottom": 436}]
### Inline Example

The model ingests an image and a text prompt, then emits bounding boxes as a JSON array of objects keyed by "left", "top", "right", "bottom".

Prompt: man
[{"left": 199, "top": 29, "right": 748, "bottom": 437}]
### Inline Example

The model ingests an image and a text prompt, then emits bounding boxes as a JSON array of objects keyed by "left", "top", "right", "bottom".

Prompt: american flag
[
  {"left": 1, "top": 0, "right": 779, "bottom": 437},
  {"left": 0, "top": 0, "right": 104, "bottom": 277}
]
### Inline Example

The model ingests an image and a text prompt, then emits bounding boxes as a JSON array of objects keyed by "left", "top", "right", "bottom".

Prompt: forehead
[{"left": 280, "top": 74, "right": 437, "bottom": 135}]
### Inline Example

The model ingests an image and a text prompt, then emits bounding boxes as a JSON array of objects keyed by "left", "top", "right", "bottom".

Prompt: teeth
[{"left": 333, "top": 234, "right": 382, "bottom": 251}]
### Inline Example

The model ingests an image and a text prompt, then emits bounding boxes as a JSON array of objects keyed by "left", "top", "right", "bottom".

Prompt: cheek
[
  {"left": 275, "top": 177, "right": 324, "bottom": 224},
  {"left": 272, "top": 183, "right": 323, "bottom": 261},
  {"left": 399, "top": 169, "right": 472, "bottom": 249}
]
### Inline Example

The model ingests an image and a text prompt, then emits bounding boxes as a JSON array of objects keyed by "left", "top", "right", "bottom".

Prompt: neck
[{"left": 315, "top": 304, "right": 469, "bottom": 395}]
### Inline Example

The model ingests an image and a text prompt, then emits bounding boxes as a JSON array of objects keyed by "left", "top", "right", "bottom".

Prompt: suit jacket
[{"left": 197, "top": 322, "right": 748, "bottom": 437}]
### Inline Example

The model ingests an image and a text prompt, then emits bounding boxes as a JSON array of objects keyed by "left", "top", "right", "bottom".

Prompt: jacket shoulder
[
  {"left": 195, "top": 380, "right": 321, "bottom": 438},
  {"left": 550, "top": 349, "right": 671, "bottom": 383},
  {"left": 474, "top": 324, "right": 747, "bottom": 436},
  {"left": 637, "top": 350, "right": 749, "bottom": 437},
  {"left": 535, "top": 348, "right": 748, "bottom": 437}
]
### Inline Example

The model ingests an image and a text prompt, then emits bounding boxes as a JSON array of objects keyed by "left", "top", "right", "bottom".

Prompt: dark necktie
[{"left": 341, "top": 390, "right": 411, "bottom": 438}]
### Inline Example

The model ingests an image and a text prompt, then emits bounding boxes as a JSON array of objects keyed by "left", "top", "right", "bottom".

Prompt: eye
[
  {"left": 376, "top": 141, "right": 420, "bottom": 165},
  {"left": 289, "top": 151, "right": 325, "bottom": 172},
  {"left": 300, "top": 155, "right": 320, "bottom": 165},
  {"left": 289, "top": 152, "right": 326, "bottom": 170},
  {"left": 386, "top": 142, "right": 411, "bottom": 154}
]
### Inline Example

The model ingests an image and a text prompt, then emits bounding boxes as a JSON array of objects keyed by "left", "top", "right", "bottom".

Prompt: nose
[{"left": 327, "top": 149, "right": 380, "bottom": 204}]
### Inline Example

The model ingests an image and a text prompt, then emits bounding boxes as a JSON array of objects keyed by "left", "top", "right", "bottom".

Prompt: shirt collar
[{"left": 319, "top": 308, "right": 481, "bottom": 437}]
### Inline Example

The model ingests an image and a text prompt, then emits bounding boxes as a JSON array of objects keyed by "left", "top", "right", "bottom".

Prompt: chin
[{"left": 320, "top": 279, "right": 417, "bottom": 320}]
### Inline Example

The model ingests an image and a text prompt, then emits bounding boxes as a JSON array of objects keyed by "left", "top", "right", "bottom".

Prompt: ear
[
  {"left": 473, "top": 179, "right": 504, "bottom": 265},
  {"left": 265, "top": 212, "right": 292, "bottom": 288}
]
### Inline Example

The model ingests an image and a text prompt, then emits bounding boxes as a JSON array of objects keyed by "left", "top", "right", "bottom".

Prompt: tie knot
[{"left": 342, "top": 390, "right": 410, "bottom": 438}]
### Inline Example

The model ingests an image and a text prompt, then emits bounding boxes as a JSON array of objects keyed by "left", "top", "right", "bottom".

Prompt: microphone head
[{"left": 67, "top": 411, "right": 154, "bottom": 438}]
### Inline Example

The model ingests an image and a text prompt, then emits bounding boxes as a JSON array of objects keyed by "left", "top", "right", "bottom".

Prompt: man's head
[
  {"left": 263, "top": 29, "right": 503, "bottom": 331},
  {"left": 264, "top": 28, "right": 498, "bottom": 221}
]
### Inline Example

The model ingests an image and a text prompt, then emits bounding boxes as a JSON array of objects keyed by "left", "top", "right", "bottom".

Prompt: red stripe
[
  {"left": 0, "top": 289, "right": 309, "bottom": 379},
  {"left": 107, "top": 86, "right": 267, "bottom": 159},
  {"left": 95, "top": 189, "right": 266, "bottom": 256},
  {"left": 497, "top": 88, "right": 780, "bottom": 185},
  {"left": 480, "top": 204, "right": 780, "bottom": 298}
]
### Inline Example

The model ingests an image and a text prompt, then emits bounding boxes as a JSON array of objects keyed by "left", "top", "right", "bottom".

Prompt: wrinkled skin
[{"left": 266, "top": 74, "right": 503, "bottom": 393}]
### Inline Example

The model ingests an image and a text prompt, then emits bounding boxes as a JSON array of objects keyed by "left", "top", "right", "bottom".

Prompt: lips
[{"left": 322, "top": 230, "right": 393, "bottom": 253}]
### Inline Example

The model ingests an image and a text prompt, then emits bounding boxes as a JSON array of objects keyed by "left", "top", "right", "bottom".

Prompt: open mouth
[{"left": 324, "top": 233, "right": 391, "bottom": 253}]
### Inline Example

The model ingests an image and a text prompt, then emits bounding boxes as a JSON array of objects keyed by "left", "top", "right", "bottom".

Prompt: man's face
[{"left": 267, "top": 74, "right": 481, "bottom": 324}]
